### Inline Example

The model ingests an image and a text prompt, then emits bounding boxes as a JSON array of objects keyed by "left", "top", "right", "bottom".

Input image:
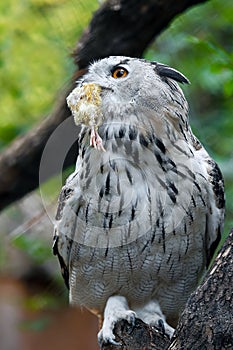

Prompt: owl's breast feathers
[
  {"left": 53, "top": 119, "right": 224, "bottom": 312},
  {"left": 53, "top": 57, "right": 224, "bottom": 339}
]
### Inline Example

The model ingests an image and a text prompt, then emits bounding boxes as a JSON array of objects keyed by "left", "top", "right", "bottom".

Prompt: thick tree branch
[
  {"left": 100, "top": 230, "right": 233, "bottom": 350},
  {"left": 169, "top": 230, "right": 233, "bottom": 349},
  {"left": 100, "top": 318, "right": 170, "bottom": 350},
  {"left": 0, "top": 0, "right": 208, "bottom": 211},
  {"left": 75, "top": 0, "right": 208, "bottom": 69}
]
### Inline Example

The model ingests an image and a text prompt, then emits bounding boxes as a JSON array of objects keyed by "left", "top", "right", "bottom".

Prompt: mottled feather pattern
[{"left": 53, "top": 56, "right": 225, "bottom": 343}]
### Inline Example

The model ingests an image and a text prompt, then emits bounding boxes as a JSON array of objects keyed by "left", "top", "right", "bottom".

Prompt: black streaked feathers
[
  {"left": 53, "top": 235, "right": 70, "bottom": 289},
  {"left": 208, "top": 159, "right": 225, "bottom": 209}
]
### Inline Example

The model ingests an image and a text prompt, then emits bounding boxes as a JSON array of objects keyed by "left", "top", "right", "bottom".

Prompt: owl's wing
[
  {"left": 53, "top": 233, "right": 70, "bottom": 289},
  {"left": 53, "top": 165, "right": 82, "bottom": 289},
  {"left": 205, "top": 157, "right": 225, "bottom": 267}
]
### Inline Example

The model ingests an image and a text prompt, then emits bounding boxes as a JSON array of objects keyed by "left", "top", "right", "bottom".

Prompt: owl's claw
[
  {"left": 98, "top": 295, "right": 136, "bottom": 346},
  {"left": 98, "top": 310, "right": 136, "bottom": 346},
  {"left": 135, "top": 300, "right": 175, "bottom": 339},
  {"left": 98, "top": 333, "right": 122, "bottom": 347},
  {"left": 157, "top": 318, "right": 166, "bottom": 335}
]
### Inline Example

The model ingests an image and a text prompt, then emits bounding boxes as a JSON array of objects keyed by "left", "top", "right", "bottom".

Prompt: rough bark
[
  {"left": 100, "top": 230, "right": 233, "bottom": 350},
  {"left": 101, "top": 318, "right": 170, "bottom": 350},
  {"left": 100, "top": 319, "right": 170, "bottom": 350},
  {"left": 0, "top": 0, "right": 208, "bottom": 211},
  {"left": 169, "top": 229, "right": 233, "bottom": 350}
]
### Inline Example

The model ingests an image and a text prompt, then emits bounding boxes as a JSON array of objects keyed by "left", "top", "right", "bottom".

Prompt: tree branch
[
  {"left": 75, "top": 0, "right": 208, "bottom": 69},
  {"left": 169, "top": 229, "right": 233, "bottom": 349},
  {"left": 100, "top": 318, "right": 170, "bottom": 350},
  {"left": 0, "top": 0, "right": 208, "bottom": 211}
]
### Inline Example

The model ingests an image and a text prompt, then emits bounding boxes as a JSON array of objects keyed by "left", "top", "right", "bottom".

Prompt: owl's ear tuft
[{"left": 155, "top": 63, "right": 190, "bottom": 84}]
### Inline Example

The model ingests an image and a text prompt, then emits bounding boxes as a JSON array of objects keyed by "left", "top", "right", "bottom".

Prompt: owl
[{"left": 53, "top": 56, "right": 225, "bottom": 345}]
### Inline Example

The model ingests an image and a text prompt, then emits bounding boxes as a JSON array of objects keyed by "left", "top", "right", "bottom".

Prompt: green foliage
[
  {"left": 0, "top": 0, "right": 98, "bottom": 147},
  {"left": 25, "top": 293, "right": 63, "bottom": 311},
  {"left": 20, "top": 317, "right": 51, "bottom": 332},
  {"left": 13, "top": 234, "right": 52, "bottom": 264}
]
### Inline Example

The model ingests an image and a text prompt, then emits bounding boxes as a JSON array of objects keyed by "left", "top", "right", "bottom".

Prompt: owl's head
[{"left": 76, "top": 56, "right": 189, "bottom": 125}]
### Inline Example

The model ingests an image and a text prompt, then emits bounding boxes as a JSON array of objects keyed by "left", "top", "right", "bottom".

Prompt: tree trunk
[
  {"left": 100, "top": 230, "right": 233, "bottom": 350},
  {"left": 0, "top": 0, "right": 208, "bottom": 211}
]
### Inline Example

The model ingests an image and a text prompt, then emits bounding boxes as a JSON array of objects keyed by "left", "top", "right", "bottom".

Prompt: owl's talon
[
  {"left": 124, "top": 313, "right": 136, "bottom": 333},
  {"left": 124, "top": 320, "right": 135, "bottom": 335},
  {"left": 97, "top": 329, "right": 122, "bottom": 347},
  {"left": 98, "top": 334, "right": 122, "bottom": 347},
  {"left": 98, "top": 311, "right": 136, "bottom": 346},
  {"left": 135, "top": 300, "right": 175, "bottom": 339},
  {"left": 107, "top": 339, "right": 122, "bottom": 346},
  {"left": 157, "top": 318, "right": 166, "bottom": 335},
  {"left": 98, "top": 296, "right": 136, "bottom": 346}
]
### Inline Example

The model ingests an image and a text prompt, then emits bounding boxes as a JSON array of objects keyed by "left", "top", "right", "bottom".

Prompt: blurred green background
[{"left": 0, "top": 0, "right": 232, "bottom": 307}]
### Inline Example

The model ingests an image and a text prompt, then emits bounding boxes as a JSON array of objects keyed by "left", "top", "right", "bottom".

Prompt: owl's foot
[
  {"left": 90, "top": 127, "right": 106, "bottom": 152},
  {"left": 98, "top": 295, "right": 136, "bottom": 346},
  {"left": 135, "top": 300, "right": 175, "bottom": 339}
]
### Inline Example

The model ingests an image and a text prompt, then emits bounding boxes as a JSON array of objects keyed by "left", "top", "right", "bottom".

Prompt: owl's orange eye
[{"left": 112, "top": 67, "right": 128, "bottom": 79}]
